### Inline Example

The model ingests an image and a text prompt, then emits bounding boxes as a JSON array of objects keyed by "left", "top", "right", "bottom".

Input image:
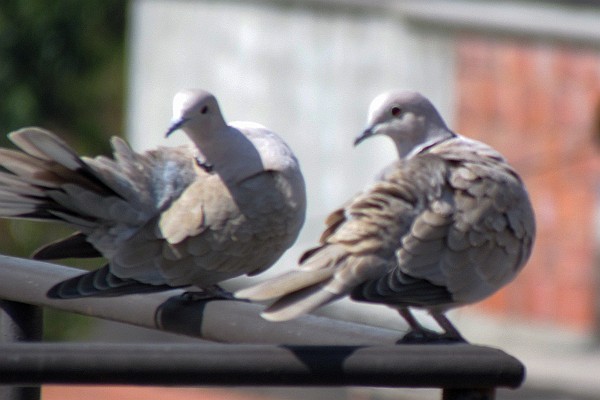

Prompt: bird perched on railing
[
  {"left": 0, "top": 89, "right": 306, "bottom": 299},
  {"left": 236, "top": 90, "right": 535, "bottom": 342}
]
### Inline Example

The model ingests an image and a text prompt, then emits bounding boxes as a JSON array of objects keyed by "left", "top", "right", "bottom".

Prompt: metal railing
[{"left": 0, "top": 255, "right": 525, "bottom": 400}]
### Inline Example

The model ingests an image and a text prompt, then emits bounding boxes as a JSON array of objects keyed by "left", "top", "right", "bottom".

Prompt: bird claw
[
  {"left": 179, "top": 286, "right": 235, "bottom": 302},
  {"left": 399, "top": 328, "right": 441, "bottom": 344},
  {"left": 398, "top": 329, "right": 466, "bottom": 344}
]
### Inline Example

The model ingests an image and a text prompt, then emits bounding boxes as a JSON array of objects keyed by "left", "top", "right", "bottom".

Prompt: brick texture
[
  {"left": 42, "top": 386, "right": 278, "bottom": 400},
  {"left": 454, "top": 36, "right": 600, "bottom": 333}
]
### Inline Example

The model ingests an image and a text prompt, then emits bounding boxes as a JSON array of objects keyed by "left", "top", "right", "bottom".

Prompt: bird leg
[
  {"left": 430, "top": 312, "right": 466, "bottom": 342},
  {"left": 180, "top": 285, "right": 235, "bottom": 301},
  {"left": 397, "top": 308, "right": 466, "bottom": 343},
  {"left": 397, "top": 308, "right": 444, "bottom": 343}
]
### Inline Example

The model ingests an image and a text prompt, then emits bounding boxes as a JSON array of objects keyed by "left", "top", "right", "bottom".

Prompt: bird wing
[
  {"left": 106, "top": 169, "right": 304, "bottom": 288},
  {"left": 428, "top": 137, "right": 535, "bottom": 303},
  {"left": 367, "top": 138, "right": 535, "bottom": 306}
]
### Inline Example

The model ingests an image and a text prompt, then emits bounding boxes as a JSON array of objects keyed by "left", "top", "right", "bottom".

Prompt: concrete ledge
[
  {"left": 397, "top": 1, "right": 600, "bottom": 46},
  {"left": 243, "top": 0, "right": 600, "bottom": 45}
]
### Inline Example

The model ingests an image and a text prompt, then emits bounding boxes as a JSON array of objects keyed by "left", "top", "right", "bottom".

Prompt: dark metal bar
[
  {"left": 0, "top": 300, "right": 43, "bottom": 400},
  {"left": 0, "top": 300, "right": 43, "bottom": 342},
  {"left": 442, "top": 388, "right": 495, "bottom": 400},
  {"left": 0, "top": 255, "right": 404, "bottom": 345},
  {"left": 0, "top": 380, "right": 40, "bottom": 400},
  {"left": 0, "top": 343, "right": 525, "bottom": 388}
]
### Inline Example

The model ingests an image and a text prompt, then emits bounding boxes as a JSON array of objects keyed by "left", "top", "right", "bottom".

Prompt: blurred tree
[
  {"left": 0, "top": 0, "right": 126, "bottom": 149},
  {"left": 0, "top": 0, "right": 128, "bottom": 340}
]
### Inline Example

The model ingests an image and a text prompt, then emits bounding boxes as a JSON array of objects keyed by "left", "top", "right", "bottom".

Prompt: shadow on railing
[{"left": 0, "top": 255, "right": 525, "bottom": 400}]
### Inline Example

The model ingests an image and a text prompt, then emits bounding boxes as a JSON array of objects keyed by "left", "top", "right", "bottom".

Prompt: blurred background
[{"left": 1, "top": 0, "right": 600, "bottom": 399}]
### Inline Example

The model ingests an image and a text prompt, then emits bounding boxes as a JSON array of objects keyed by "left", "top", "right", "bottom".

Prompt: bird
[
  {"left": 236, "top": 89, "right": 535, "bottom": 342},
  {"left": 0, "top": 89, "right": 306, "bottom": 299}
]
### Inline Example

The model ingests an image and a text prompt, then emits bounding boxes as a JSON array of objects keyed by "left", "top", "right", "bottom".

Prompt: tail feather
[
  {"left": 0, "top": 171, "right": 45, "bottom": 196},
  {"left": 237, "top": 244, "right": 393, "bottom": 322},
  {"left": 0, "top": 191, "right": 35, "bottom": 202},
  {"left": 9, "top": 129, "right": 113, "bottom": 193},
  {"left": 8, "top": 128, "right": 86, "bottom": 170},
  {"left": 260, "top": 284, "right": 341, "bottom": 321},
  {"left": 4, "top": 128, "right": 122, "bottom": 194},
  {"left": 0, "top": 202, "right": 37, "bottom": 217},
  {"left": 0, "top": 128, "right": 142, "bottom": 226},
  {"left": 0, "top": 127, "right": 149, "bottom": 263},
  {"left": 82, "top": 155, "right": 139, "bottom": 201},
  {"left": 47, "top": 210, "right": 97, "bottom": 228},
  {"left": 235, "top": 244, "right": 355, "bottom": 321},
  {"left": 0, "top": 148, "right": 64, "bottom": 188},
  {"left": 47, "top": 264, "right": 178, "bottom": 299},
  {"left": 33, "top": 232, "right": 101, "bottom": 260},
  {"left": 235, "top": 267, "right": 335, "bottom": 301},
  {"left": 111, "top": 136, "right": 142, "bottom": 169}
]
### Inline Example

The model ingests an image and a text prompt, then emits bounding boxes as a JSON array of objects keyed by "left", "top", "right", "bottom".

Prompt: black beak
[
  {"left": 165, "top": 117, "right": 189, "bottom": 137},
  {"left": 354, "top": 127, "right": 374, "bottom": 146}
]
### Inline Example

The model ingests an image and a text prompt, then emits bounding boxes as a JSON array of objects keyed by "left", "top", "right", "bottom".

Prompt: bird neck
[
  {"left": 189, "top": 126, "right": 265, "bottom": 182},
  {"left": 402, "top": 126, "right": 455, "bottom": 159}
]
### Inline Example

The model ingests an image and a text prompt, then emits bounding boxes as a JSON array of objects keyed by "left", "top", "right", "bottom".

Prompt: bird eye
[
  {"left": 391, "top": 106, "right": 402, "bottom": 117},
  {"left": 200, "top": 106, "right": 209, "bottom": 114}
]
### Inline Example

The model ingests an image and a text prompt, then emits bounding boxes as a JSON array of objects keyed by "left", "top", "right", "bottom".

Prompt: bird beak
[
  {"left": 354, "top": 127, "right": 375, "bottom": 146},
  {"left": 165, "top": 117, "right": 189, "bottom": 137}
]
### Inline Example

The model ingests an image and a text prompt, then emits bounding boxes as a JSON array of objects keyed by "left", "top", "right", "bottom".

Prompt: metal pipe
[
  {"left": 0, "top": 255, "right": 404, "bottom": 345},
  {"left": 442, "top": 388, "right": 496, "bottom": 400},
  {"left": 0, "top": 342, "right": 525, "bottom": 388}
]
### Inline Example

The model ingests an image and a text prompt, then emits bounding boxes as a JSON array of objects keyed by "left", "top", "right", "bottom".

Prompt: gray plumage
[
  {"left": 236, "top": 90, "right": 535, "bottom": 341},
  {"left": 0, "top": 89, "right": 306, "bottom": 299}
]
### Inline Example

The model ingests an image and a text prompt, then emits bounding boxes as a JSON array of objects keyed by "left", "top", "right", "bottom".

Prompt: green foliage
[
  {"left": 44, "top": 308, "right": 96, "bottom": 341},
  {"left": 0, "top": 0, "right": 128, "bottom": 340},
  {"left": 0, "top": 0, "right": 126, "bottom": 150}
]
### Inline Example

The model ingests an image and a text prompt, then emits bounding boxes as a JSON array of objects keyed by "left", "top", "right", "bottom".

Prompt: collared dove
[
  {"left": 0, "top": 89, "right": 306, "bottom": 299},
  {"left": 236, "top": 90, "right": 535, "bottom": 341}
]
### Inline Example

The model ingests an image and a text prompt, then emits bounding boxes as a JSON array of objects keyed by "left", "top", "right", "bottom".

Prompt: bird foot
[
  {"left": 398, "top": 329, "right": 466, "bottom": 344},
  {"left": 179, "top": 286, "right": 235, "bottom": 302}
]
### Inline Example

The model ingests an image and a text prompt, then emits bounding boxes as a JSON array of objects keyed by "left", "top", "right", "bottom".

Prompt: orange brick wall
[{"left": 454, "top": 36, "right": 600, "bottom": 333}]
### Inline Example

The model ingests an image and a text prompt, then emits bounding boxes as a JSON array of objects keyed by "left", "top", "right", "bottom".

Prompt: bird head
[
  {"left": 355, "top": 90, "right": 453, "bottom": 158},
  {"left": 165, "top": 89, "right": 226, "bottom": 139}
]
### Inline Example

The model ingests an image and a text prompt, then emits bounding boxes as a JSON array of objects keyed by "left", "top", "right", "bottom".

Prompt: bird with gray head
[
  {"left": 0, "top": 89, "right": 306, "bottom": 299},
  {"left": 236, "top": 90, "right": 535, "bottom": 342}
]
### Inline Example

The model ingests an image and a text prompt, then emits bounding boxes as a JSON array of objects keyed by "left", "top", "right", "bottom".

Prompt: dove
[
  {"left": 236, "top": 90, "right": 535, "bottom": 341},
  {"left": 0, "top": 89, "right": 306, "bottom": 299}
]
